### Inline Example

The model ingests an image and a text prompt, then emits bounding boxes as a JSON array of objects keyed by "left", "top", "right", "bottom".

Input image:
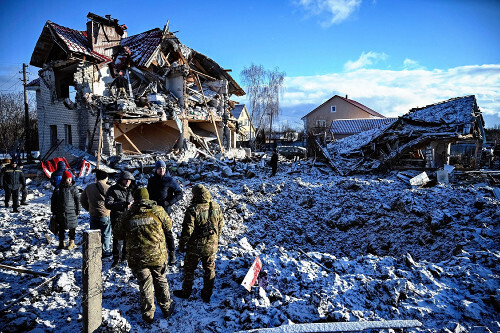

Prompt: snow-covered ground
[{"left": 0, "top": 160, "right": 498, "bottom": 332}]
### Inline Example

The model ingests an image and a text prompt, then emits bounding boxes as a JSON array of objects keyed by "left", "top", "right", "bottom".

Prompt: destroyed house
[
  {"left": 326, "top": 95, "right": 486, "bottom": 175},
  {"left": 28, "top": 12, "right": 245, "bottom": 162}
]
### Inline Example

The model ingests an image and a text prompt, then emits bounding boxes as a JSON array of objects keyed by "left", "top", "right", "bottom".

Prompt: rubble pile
[
  {"left": 326, "top": 96, "right": 485, "bottom": 175},
  {"left": 0, "top": 162, "right": 498, "bottom": 332}
]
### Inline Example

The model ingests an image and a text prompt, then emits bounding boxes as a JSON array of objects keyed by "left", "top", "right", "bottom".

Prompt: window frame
[{"left": 50, "top": 125, "right": 58, "bottom": 147}]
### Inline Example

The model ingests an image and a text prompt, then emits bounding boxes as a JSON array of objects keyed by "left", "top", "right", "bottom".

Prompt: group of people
[
  {"left": 50, "top": 160, "right": 224, "bottom": 323},
  {"left": 1, "top": 158, "right": 28, "bottom": 212}
]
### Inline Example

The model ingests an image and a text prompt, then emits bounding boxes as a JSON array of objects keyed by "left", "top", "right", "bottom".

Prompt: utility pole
[{"left": 22, "top": 63, "right": 32, "bottom": 163}]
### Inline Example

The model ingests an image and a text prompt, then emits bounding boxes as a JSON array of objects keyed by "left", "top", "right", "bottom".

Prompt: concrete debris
[
  {"left": 326, "top": 96, "right": 486, "bottom": 175},
  {"left": 29, "top": 12, "right": 248, "bottom": 163}
]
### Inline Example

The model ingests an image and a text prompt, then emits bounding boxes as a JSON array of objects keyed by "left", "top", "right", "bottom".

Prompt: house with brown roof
[
  {"left": 301, "top": 95, "right": 385, "bottom": 142},
  {"left": 28, "top": 12, "right": 245, "bottom": 162}
]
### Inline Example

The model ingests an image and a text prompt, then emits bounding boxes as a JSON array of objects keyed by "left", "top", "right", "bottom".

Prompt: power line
[{"left": 0, "top": 72, "right": 21, "bottom": 90}]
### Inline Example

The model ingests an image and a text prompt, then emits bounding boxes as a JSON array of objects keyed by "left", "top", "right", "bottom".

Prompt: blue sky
[{"left": 1, "top": 0, "right": 499, "bottom": 128}]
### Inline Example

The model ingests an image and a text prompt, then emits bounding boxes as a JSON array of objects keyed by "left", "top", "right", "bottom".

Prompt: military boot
[
  {"left": 160, "top": 301, "right": 175, "bottom": 318},
  {"left": 67, "top": 240, "right": 76, "bottom": 250},
  {"left": 58, "top": 240, "right": 65, "bottom": 250},
  {"left": 173, "top": 290, "right": 190, "bottom": 299},
  {"left": 142, "top": 312, "right": 154, "bottom": 324}
]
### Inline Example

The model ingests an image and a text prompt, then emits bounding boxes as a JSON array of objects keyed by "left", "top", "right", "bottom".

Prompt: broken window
[
  {"left": 64, "top": 124, "right": 72, "bottom": 145},
  {"left": 50, "top": 125, "right": 57, "bottom": 147}
]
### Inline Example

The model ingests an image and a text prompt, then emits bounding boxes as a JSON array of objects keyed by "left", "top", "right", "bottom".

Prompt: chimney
[{"left": 345, "top": 94, "right": 348, "bottom": 99}]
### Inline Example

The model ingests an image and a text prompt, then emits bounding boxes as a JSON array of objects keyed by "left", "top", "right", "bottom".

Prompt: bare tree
[
  {"left": 264, "top": 68, "right": 285, "bottom": 147},
  {"left": 240, "top": 64, "right": 265, "bottom": 143},
  {"left": 0, "top": 92, "right": 38, "bottom": 156},
  {"left": 240, "top": 65, "right": 285, "bottom": 149}
]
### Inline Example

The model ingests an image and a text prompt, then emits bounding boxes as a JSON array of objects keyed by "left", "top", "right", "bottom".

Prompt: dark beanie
[
  {"left": 155, "top": 160, "right": 166, "bottom": 169},
  {"left": 95, "top": 169, "right": 108, "bottom": 181},
  {"left": 133, "top": 187, "right": 149, "bottom": 201}
]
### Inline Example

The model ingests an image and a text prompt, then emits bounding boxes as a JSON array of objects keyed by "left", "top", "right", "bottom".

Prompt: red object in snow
[
  {"left": 78, "top": 159, "right": 93, "bottom": 178},
  {"left": 241, "top": 256, "right": 262, "bottom": 292},
  {"left": 41, "top": 157, "right": 71, "bottom": 178}
]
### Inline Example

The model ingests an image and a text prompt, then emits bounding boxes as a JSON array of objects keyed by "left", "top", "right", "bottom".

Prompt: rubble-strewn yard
[{"left": 0, "top": 158, "right": 499, "bottom": 332}]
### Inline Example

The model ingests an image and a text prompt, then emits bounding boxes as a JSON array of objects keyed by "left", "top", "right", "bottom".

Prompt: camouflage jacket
[
  {"left": 179, "top": 185, "right": 223, "bottom": 257},
  {"left": 115, "top": 199, "right": 172, "bottom": 269}
]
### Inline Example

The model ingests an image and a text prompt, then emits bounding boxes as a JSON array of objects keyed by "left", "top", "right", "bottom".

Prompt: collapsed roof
[
  {"left": 326, "top": 95, "right": 485, "bottom": 175},
  {"left": 29, "top": 12, "right": 246, "bottom": 156}
]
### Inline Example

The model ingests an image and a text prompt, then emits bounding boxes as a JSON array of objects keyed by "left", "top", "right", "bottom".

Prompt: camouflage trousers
[
  {"left": 131, "top": 263, "right": 173, "bottom": 318},
  {"left": 182, "top": 252, "right": 216, "bottom": 300}
]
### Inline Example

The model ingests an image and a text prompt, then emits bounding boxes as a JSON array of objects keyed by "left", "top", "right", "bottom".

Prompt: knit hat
[
  {"left": 11, "top": 158, "right": 18, "bottom": 164},
  {"left": 95, "top": 169, "right": 108, "bottom": 181},
  {"left": 155, "top": 160, "right": 166, "bottom": 169},
  {"left": 133, "top": 187, "right": 149, "bottom": 201},
  {"left": 62, "top": 170, "right": 73, "bottom": 180}
]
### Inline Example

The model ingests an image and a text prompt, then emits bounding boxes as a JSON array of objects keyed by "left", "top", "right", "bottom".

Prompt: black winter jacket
[
  {"left": 51, "top": 183, "right": 80, "bottom": 229},
  {"left": 104, "top": 182, "right": 135, "bottom": 222},
  {"left": 147, "top": 173, "right": 182, "bottom": 213},
  {"left": 1, "top": 165, "right": 26, "bottom": 190}
]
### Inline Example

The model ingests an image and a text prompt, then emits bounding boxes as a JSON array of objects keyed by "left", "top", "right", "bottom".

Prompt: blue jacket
[{"left": 50, "top": 161, "right": 66, "bottom": 188}]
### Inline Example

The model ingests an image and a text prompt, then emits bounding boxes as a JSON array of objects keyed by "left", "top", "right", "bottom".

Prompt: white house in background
[{"left": 231, "top": 104, "right": 255, "bottom": 144}]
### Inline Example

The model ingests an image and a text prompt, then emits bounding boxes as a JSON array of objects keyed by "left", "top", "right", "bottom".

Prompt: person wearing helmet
[
  {"left": 173, "top": 184, "right": 223, "bottom": 303},
  {"left": 105, "top": 171, "right": 135, "bottom": 267}
]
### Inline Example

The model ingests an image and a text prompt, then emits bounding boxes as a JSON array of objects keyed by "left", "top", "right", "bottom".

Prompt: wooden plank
[
  {"left": 235, "top": 320, "right": 422, "bottom": 332},
  {"left": 114, "top": 117, "right": 162, "bottom": 124},
  {"left": 191, "top": 68, "right": 217, "bottom": 81},
  {"left": 115, "top": 125, "right": 142, "bottom": 154},
  {"left": 0, "top": 274, "right": 60, "bottom": 313},
  {"left": 193, "top": 72, "right": 224, "bottom": 154},
  {"left": 97, "top": 111, "right": 103, "bottom": 170},
  {"left": 0, "top": 264, "right": 50, "bottom": 277}
]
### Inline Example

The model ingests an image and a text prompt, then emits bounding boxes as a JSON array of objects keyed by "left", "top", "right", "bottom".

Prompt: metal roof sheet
[
  {"left": 49, "top": 22, "right": 111, "bottom": 63},
  {"left": 121, "top": 28, "right": 163, "bottom": 68},
  {"left": 330, "top": 118, "right": 397, "bottom": 134}
]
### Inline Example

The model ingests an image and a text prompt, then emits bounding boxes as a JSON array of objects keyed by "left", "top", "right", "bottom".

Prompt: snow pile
[{"left": 0, "top": 162, "right": 498, "bottom": 332}]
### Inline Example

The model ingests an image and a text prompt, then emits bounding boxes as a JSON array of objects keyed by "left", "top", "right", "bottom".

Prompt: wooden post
[
  {"left": 96, "top": 111, "right": 103, "bottom": 170},
  {"left": 193, "top": 72, "right": 224, "bottom": 154},
  {"left": 22, "top": 63, "right": 32, "bottom": 163},
  {"left": 82, "top": 230, "right": 102, "bottom": 333},
  {"left": 115, "top": 124, "right": 142, "bottom": 154}
]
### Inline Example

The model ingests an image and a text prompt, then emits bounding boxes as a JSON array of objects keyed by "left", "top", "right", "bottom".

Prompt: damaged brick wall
[{"left": 37, "top": 62, "right": 116, "bottom": 161}]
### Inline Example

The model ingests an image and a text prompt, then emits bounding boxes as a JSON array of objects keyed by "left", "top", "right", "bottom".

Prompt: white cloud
[
  {"left": 280, "top": 64, "right": 500, "bottom": 126},
  {"left": 403, "top": 58, "right": 423, "bottom": 70},
  {"left": 344, "top": 51, "right": 388, "bottom": 71},
  {"left": 295, "top": 0, "right": 362, "bottom": 26}
]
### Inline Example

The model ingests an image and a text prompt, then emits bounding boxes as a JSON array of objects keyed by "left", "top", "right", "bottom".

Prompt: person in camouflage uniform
[
  {"left": 173, "top": 184, "right": 223, "bottom": 303},
  {"left": 114, "top": 187, "right": 174, "bottom": 323}
]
